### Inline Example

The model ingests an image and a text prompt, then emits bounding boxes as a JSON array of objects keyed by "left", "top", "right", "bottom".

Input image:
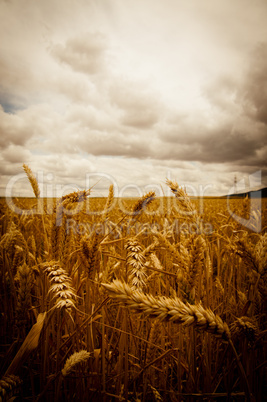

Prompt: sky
[{"left": 0, "top": 0, "right": 267, "bottom": 198}]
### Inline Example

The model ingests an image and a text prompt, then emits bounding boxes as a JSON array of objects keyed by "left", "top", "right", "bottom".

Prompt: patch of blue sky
[{"left": 0, "top": 99, "right": 21, "bottom": 114}]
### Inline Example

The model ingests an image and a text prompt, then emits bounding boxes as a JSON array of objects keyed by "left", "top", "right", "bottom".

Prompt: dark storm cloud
[
  {"left": 160, "top": 119, "right": 267, "bottom": 165},
  {"left": 173, "top": 42, "right": 267, "bottom": 167},
  {"left": 195, "top": 129, "right": 264, "bottom": 164},
  {"left": 1, "top": 0, "right": 267, "bottom": 196},
  {"left": 240, "top": 43, "right": 267, "bottom": 125}
]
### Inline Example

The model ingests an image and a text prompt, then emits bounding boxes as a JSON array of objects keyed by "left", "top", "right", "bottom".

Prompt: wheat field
[{"left": 0, "top": 165, "right": 266, "bottom": 401}]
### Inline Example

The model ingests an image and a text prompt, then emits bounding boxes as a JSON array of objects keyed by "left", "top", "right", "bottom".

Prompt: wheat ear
[
  {"left": 22, "top": 164, "right": 40, "bottom": 198},
  {"left": 126, "top": 238, "right": 147, "bottom": 289},
  {"left": 131, "top": 191, "right": 156, "bottom": 217},
  {"left": 42, "top": 261, "right": 77, "bottom": 312},
  {"left": 79, "top": 232, "right": 101, "bottom": 278},
  {"left": 102, "top": 184, "right": 114, "bottom": 223},
  {"left": 0, "top": 374, "right": 22, "bottom": 401},
  {"left": 102, "top": 280, "right": 231, "bottom": 340},
  {"left": 62, "top": 350, "right": 91, "bottom": 376},
  {"left": 61, "top": 189, "right": 91, "bottom": 209},
  {"left": 166, "top": 179, "right": 196, "bottom": 218},
  {"left": 187, "top": 235, "right": 206, "bottom": 298},
  {"left": 15, "top": 263, "right": 33, "bottom": 331}
]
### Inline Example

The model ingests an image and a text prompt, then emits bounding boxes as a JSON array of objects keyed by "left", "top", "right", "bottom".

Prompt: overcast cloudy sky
[{"left": 1, "top": 0, "right": 267, "bottom": 198}]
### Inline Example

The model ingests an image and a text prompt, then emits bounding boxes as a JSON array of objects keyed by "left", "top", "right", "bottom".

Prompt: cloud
[
  {"left": 65, "top": 104, "right": 117, "bottom": 131},
  {"left": 202, "top": 75, "right": 239, "bottom": 114},
  {"left": 1, "top": 1, "right": 267, "bottom": 196},
  {"left": 188, "top": 43, "right": 267, "bottom": 166},
  {"left": 51, "top": 32, "right": 109, "bottom": 75},
  {"left": 240, "top": 43, "right": 267, "bottom": 125},
  {"left": 109, "top": 78, "right": 163, "bottom": 129},
  {"left": 0, "top": 106, "right": 35, "bottom": 148},
  {"left": 1, "top": 144, "right": 31, "bottom": 164},
  {"left": 161, "top": 116, "right": 267, "bottom": 166},
  {"left": 52, "top": 72, "right": 97, "bottom": 105}
]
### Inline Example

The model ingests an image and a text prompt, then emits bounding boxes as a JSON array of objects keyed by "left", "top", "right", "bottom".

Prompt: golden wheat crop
[{"left": 0, "top": 164, "right": 266, "bottom": 401}]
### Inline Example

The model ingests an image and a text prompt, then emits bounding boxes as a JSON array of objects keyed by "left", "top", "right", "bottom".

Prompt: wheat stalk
[
  {"left": 15, "top": 263, "right": 33, "bottom": 333},
  {"left": 166, "top": 179, "right": 196, "bottom": 218},
  {"left": 0, "top": 222, "right": 28, "bottom": 254},
  {"left": 22, "top": 164, "right": 40, "bottom": 198},
  {"left": 152, "top": 230, "right": 181, "bottom": 261},
  {"left": 79, "top": 231, "right": 102, "bottom": 278},
  {"left": 232, "top": 234, "right": 259, "bottom": 272},
  {"left": 146, "top": 320, "right": 160, "bottom": 364},
  {"left": 231, "top": 316, "right": 259, "bottom": 343},
  {"left": 187, "top": 235, "right": 206, "bottom": 297},
  {"left": 5, "top": 313, "right": 46, "bottom": 376},
  {"left": 102, "top": 184, "right": 114, "bottom": 223},
  {"left": 42, "top": 262, "right": 77, "bottom": 312},
  {"left": 143, "top": 240, "right": 159, "bottom": 257},
  {"left": 12, "top": 245, "right": 24, "bottom": 274},
  {"left": 131, "top": 191, "right": 156, "bottom": 217},
  {"left": 126, "top": 239, "right": 147, "bottom": 289},
  {"left": 148, "top": 253, "right": 163, "bottom": 271},
  {"left": 255, "top": 232, "right": 267, "bottom": 273},
  {"left": 148, "top": 384, "right": 163, "bottom": 401},
  {"left": 61, "top": 189, "right": 91, "bottom": 208},
  {"left": 102, "top": 280, "right": 231, "bottom": 340},
  {"left": 0, "top": 374, "right": 22, "bottom": 401},
  {"left": 61, "top": 350, "right": 91, "bottom": 377},
  {"left": 232, "top": 233, "right": 267, "bottom": 305}
]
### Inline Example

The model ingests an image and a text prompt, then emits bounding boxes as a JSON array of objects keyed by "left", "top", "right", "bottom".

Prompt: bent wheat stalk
[
  {"left": 102, "top": 280, "right": 230, "bottom": 340},
  {"left": 102, "top": 280, "right": 252, "bottom": 400}
]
